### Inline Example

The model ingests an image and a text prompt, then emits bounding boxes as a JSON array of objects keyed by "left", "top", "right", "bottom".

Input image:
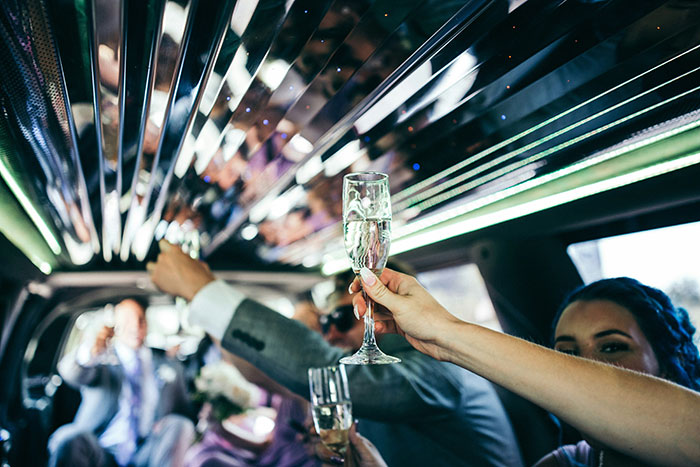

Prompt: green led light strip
[
  {"left": 391, "top": 44, "right": 700, "bottom": 205},
  {"left": 391, "top": 151, "right": 700, "bottom": 256},
  {"left": 321, "top": 116, "right": 700, "bottom": 276},
  {"left": 0, "top": 156, "right": 62, "bottom": 257},
  {"left": 394, "top": 66, "right": 700, "bottom": 212}
]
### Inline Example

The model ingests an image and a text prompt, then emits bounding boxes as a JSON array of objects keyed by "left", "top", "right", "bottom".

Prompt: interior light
[
  {"left": 230, "top": 0, "right": 258, "bottom": 36},
  {"left": 268, "top": 186, "right": 306, "bottom": 221},
  {"left": 289, "top": 134, "right": 314, "bottom": 154},
  {"left": 323, "top": 141, "right": 363, "bottom": 177},
  {"left": 354, "top": 61, "right": 433, "bottom": 134},
  {"left": 295, "top": 155, "right": 323, "bottom": 184},
  {"left": 241, "top": 223, "right": 258, "bottom": 240},
  {"left": 102, "top": 190, "right": 122, "bottom": 262},
  {"left": 39, "top": 262, "right": 52, "bottom": 275},
  {"left": 258, "top": 59, "right": 291, "bottom": 91},
  {"left": 0, "top": 160, "right": 62, "bottom": 255}
]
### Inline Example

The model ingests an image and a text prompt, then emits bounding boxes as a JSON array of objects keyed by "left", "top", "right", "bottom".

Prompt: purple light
[
  {"left": 263, "top": 119, "right": 269, "bottom": 125},
  {"left": 245, "top": 107, "right": 251, "bottom": 112},
  {"left": 204, "top": 175, "right": 211, "bottom": 183},
  {"left": 225, "top": 96, "right": 230, "bottom": 101},
  {"left": 281, "top": 133, "right": 288, "bottom": 139}
]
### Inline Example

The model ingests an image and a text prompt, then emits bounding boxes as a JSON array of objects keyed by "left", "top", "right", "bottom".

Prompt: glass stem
[{"left": 362, "top": 288, "right": 377, "bottom": 347}]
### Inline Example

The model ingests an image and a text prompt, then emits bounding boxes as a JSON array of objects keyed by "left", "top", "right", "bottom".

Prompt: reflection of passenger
[
  {"left": 149, "top": 243, "right": 523, "bottom": 467},
  {"left": 49, "top": 298, "right": 194, "bottom": 467}
]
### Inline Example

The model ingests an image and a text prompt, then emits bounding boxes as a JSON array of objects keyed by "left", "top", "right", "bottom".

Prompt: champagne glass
[
  {"left": 339, "top": 172, "right": 400, "bottom": 365},
  {"left": 308, "top": 365, "right": 353, "bottom": 458}
]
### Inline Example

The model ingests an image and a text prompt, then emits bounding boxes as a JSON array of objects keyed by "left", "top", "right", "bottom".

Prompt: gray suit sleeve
[{"left": 220, "top": 299, "right": 464, "bottom": 422}]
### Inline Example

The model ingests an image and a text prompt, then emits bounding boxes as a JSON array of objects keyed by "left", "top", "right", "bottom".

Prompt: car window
[
  {"left": 418, "top": 264, "right": 502, "bottom": 332},
  {"left": 567, "top": 221, "right": 700, "bottom": 339}
]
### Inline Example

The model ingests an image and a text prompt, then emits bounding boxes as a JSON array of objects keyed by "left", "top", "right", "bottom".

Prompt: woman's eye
[{"left": 600, "top": 342, "right": 629, "bottom": 353}]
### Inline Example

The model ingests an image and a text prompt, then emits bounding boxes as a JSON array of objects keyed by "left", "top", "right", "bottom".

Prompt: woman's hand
[
  {"left": 350, "top": 267, "right": 460, "bottom": 361},
  {"left": 344, "top": 424, "right": 386, "bottom": 467}
]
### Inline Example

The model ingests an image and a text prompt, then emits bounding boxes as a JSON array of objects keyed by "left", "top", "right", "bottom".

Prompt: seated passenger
[
  {"left": 49, "top": 298, "right": 195, "bottom": 467},
  {"left": 352, "top": 268, "right": 700, "bottom": 466},
  {"left": 535, "top": 277, "right": 700, "bottom": 466},
  {"left": 148, "top": 241, "right": 523, "bottom": 467}
]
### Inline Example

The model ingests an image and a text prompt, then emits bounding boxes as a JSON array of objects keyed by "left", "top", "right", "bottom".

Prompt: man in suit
[
  {"left": 48, "top": 297, "right": 195, "bottom": 467},
  {"left": 149, "top": 241, "right": 523, "bottom": 467}
]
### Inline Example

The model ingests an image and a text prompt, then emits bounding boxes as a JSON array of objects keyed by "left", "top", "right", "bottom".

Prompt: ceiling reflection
[{"left": 1, "top": 0, "right": 700, "bottom": 274}]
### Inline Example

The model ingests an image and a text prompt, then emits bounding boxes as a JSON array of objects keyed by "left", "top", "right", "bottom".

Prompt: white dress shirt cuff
[{"left": 189, "top": 279, "right": 245, "bottom": 341}]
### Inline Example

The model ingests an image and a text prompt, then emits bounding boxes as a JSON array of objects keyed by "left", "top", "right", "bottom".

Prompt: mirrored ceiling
[{"left": 1, "top": 0, "right": 700, "bottom": 275}]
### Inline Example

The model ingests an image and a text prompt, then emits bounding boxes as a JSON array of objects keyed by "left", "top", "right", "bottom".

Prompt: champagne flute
[
  {"left": 308, "top": 365, "right": 353, "bottom": 458},
  {"left": 339, "top": 172, "right": 400, "bottom": 365}
]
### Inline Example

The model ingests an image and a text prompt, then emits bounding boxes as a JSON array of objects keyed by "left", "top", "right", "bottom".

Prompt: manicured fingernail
[
  {"left": 348, "top": 282, "right": 355, "bottom": 295},
  {"left": 359, "top": 267, "right": 376, "bottom": 286},
  {"left": 353, "top": 304, "right": 360, "bottom": 320},
  {"left": 330, "top": 456, "right": 343, "bottom": 465}
]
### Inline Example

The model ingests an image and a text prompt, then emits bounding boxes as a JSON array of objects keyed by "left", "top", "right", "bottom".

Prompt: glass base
[{"left": 339, "top": 344, "right": 401, "bottom": 365}]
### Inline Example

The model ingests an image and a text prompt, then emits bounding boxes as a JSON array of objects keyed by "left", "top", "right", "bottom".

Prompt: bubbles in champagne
[
  {"left": 343, "top": 219, "right": 391, "bottom": 273},
  {"left": 312, "top": 402, "right": 353, "bottom": 454}
]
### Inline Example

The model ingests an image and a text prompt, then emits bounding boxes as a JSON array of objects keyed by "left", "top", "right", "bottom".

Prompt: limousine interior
[{"left": 1, "top": 0, "right": 699, "bottom": 465}]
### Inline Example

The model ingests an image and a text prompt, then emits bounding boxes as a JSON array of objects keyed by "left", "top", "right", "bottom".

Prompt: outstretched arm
[
  {"left": 352, "top": 267, "right": 700, "bottom": 466},
  {"left": 148, "top": 242, "right": 459, "bottom": 422}
]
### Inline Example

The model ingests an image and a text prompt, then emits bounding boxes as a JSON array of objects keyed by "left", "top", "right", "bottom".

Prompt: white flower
[
  {"left": 157, "top": 364, "right": 177, "bottom": 384},
  {"left": 195, "top": 361, "right": 255, "bottom": 409}
]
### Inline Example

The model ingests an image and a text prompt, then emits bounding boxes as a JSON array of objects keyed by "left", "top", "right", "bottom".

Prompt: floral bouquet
[{"left": 194, "top": 361, "right": 256, "bottom": 422}]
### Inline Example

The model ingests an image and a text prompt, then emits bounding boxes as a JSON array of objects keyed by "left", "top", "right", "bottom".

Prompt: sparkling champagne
[
  {"left": 312, "top": 402, "right": 352, "bottom": 454},
  {"left": 343, "top": 219, "right": 391, "bottom": 274}
]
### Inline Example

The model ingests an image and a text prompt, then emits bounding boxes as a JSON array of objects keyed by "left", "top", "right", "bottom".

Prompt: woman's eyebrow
[
  {"left": 554, "top": 335, "right": 575, "bottom": 343},
  {"left": 594, "top": 329, "right": 633, "bottom": 339}
]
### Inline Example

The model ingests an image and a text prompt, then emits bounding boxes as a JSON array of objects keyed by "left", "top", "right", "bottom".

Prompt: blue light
[
  {"left": 289, "top": 86, "right": 294, "bottom": 90},
  {"left": 245, "top": 107, "right": 251, "bottom": 113},
  {"left": 412, "top": 163, "right": 420, "bottom": 170},
  {"left": 225, "top": 96, "right": 230, "bottom": 101},
  {"left": 263, "top": 119, "right": 269, "bottom": 125},
  {"left": 500, "top": 114, "right": 506, "bottom": 120},
  {"left": 281, "top": 133, "right": 288, "bottom": 139},
  {"left": 364, "top": 136, "right": 370, "bottom": 142},
  {"left": 320, "top": 39, "right": 324, "bottom": 43},
  {"left": 336, "top": 67, "right": 341, "bottom": 72},
  {"left": 304, "top": 9, "right": 308, "bottom": 13},
  {"left": 204, "top": 175, "right": 211, "bottom": 183}
]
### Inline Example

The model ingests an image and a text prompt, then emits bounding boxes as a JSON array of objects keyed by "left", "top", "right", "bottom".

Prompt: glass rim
[{"left": 343, "top": 172, "right": 388, "bottom": 182}]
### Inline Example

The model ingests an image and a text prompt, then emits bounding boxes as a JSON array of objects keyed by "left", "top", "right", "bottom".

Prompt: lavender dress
[{"left": 185, "top": 396, "right": 320, "bottom": 467}]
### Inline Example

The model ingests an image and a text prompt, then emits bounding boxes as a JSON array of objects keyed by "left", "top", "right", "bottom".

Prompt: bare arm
[{"left": 353, "top": 267, "right": 700, "bottom": 466}]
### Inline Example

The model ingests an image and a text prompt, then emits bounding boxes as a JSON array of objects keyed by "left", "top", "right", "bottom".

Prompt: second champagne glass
[
  {"left": 308, "top": 365, "right": 353, "bottom": 458},
  {"left": 339, "top": 172, "right": 400, "bottom": 365}
]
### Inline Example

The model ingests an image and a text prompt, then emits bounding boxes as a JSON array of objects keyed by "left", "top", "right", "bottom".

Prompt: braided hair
[{"left": 553, "top": 277, "right": 700, "bottom": 391}]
